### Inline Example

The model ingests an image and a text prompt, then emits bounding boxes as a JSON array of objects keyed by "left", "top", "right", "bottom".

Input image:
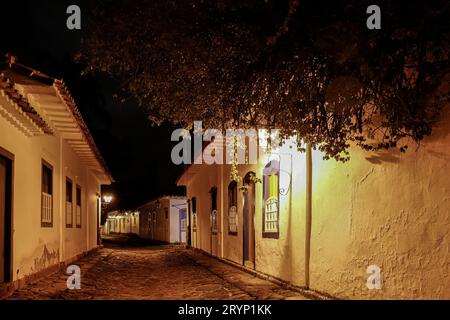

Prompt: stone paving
[{"left": 6, "top": 240, "right": 311, "bottom": 300}]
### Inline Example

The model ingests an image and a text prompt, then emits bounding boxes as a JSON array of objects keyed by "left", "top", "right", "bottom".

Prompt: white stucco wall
[
  {"left": 186, "top": 165, "right": 220, "bottom": 254},
  {"left": 0, "top": 114, "right": 61, "bottom": 279},
  {"left": 0, "top": 109, "right": 103, "bottom": 281},
  {"left": 182, "top": 115, "right": 450, "bottom": 298},
  {"left": 308, "top": 107, "right": 450, "bottom": 299},
  {"left": 62, "top": 138, "right": 99, "bottom": 260}
]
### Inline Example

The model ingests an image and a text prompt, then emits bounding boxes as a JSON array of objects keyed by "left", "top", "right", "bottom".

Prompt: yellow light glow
[{"left": 103, "top": 194, "right": 113, "bottom": 204}]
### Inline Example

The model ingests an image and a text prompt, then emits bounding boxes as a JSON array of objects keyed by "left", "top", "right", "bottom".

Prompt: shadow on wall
[
  {"left": 365, "top": 103, "right": 450, "bottom": 165},
  {"left": 365, "top": 150, "right": 401, "bottom": 164},
  {"left": 421, "top": 103, "right": 450, "bottom": 161},
  {"left": 32, "top": 245, "right": 59, "bottom": 273}
]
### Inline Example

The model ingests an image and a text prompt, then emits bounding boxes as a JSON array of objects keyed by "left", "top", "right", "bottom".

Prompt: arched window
[
  {"left": 210, "top": 187, "right": 218, "bottom": 234},
  {"left": 263, "top": 160, "right": 280, "bottom": 238},
  {"left": 228, "top": 181, "right": 238, "bottom": 235}
]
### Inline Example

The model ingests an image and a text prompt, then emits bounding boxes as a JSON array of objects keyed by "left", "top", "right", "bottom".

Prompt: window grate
[
  {"left": 66, "top": 201, "right": 73, "bottom": 227},
  {"left": 264, "top": 197, "right": 278, "bottom": 233},
  {"left": 228, "top": 205, "right": 238, "bottom": 233},
  {"left": 41, "top": 192, "right": 52, "bottom": 225},
  {"left": 76, "top": 205, "right": 81, "bottom": 228}
]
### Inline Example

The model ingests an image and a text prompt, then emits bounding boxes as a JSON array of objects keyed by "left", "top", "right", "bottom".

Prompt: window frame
[
  {"left": 262, "top": 160, "right": 280, "bottom": 239},
  {"left": 228, "top": 181, "right": 238, "bottom": 235},
  {"left": 41, "top": 160, "right": 53, "bottom": 228},
  {"left": 75, "top": 185, "right": 82, "bottom": 228},
  {"left": 65, "top": 178, "right": 73, "bottom": 228}
]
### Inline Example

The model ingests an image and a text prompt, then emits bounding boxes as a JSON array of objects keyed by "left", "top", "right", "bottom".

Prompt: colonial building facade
[
  {"left": 137, "top": 196, "right": 187, "bottom": 243},
  {"left": 177, "top": 109, "right": 450, "bottom": 299},
  {"left": 104, "top": 210, "right": 140, "bottom": 235},
  {"left": 0, "top": 61, "right": 112, "bottom": 294}
]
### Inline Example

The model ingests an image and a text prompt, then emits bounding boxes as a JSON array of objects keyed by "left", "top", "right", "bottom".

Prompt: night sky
[{"left": 0, "top": 0, "right": 186, "bottom": 210}]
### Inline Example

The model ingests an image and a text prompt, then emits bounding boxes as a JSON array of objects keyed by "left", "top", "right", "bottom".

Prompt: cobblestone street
[{"left": 6, "top": 241, "right": 312, "bottom": 300}]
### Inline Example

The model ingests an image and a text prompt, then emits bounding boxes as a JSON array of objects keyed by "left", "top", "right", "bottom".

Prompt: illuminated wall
[
  {"left": 137, "top": 197, "right": 186, "bottom": 243},
  {"left": 61, "top": 138, "right": 101, "bottom": 260},
  {"left": 105, "top": 211, "right": 140, "bottom": 236},
  {"left": 308, "top": 107, "right": 450, "bottom": 299},
  {"left": 168, "top": 198, "right": 187, "bottom": 243},
  {"left": 0, "top": 114, "right": 104, "bottom": 281},
  {"left": 182, "top": 138, "right": 310, "bottom": 287},
  {"left": 180, "top": 118, "right": 450, "bottom": 298},
  {"left": 185, "top": 164, "right": 220, "bottom": 254}
]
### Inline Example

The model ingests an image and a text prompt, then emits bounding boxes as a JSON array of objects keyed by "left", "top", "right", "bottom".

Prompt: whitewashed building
[
  {"left": 104, "top": 210, "right": 140, "bottom": 235},
  {"left": 177, "top": 109, "right": 450, "bottom": 299},
  {"left": 137, "top": 196, "right": 187, "bottom": 243},
  {"left": 0, "top": 60, "right": 112, "bottom": 295}
]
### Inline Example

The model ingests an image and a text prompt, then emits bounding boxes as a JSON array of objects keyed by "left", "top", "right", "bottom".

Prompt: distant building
[
  {"left": 137, "top": 196, "right": 187, "bottom": 243},
  {"left": 104, "top": 210, "right": 139, "bottom": 235},
  {"left": 0, "top": 59, "right": 112, "bottom": 293}
]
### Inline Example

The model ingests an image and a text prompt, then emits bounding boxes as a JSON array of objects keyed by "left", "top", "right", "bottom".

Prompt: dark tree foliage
[{"left": 78, "top": 0, "right": 449, "bottom": 161}]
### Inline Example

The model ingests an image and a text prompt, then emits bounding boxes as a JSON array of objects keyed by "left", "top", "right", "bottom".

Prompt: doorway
[
  {"left": 243, "top": 172, "right": 256, "bottom": 269},
  {"left": 179, "top": 208, "right": 186, "bottom": 243},
  {"left": 0, "top": 149, "right": 13, "bottom": 284}
]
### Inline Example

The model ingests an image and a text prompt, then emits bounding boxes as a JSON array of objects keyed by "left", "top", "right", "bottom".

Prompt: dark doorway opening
[{"left": 0, "top": 149, "right": 13, "bottom": 284}]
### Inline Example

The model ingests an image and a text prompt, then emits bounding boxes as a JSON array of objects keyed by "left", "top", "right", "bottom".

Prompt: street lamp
[{"left": 103, "top": 194, "right": 113, "bottom": 204}]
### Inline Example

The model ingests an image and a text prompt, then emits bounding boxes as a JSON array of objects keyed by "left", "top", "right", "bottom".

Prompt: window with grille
[
  {"left": 66, "top": 179, "right": 73, "bottom": 228},
  {"left": 76, "top": 186, "right": 82, "bottom": 228},
  {"left": 41, "top": 161, "right": 53, "bottom": 227},
  {"left": 228, "top": 181, "right": 238, "bottom": 235},
  {"left": 210, "top": 188, "right": 218, "bottom": 234},
  {"left": 263, "top": 160, "right": 280, "bottom": 238}
]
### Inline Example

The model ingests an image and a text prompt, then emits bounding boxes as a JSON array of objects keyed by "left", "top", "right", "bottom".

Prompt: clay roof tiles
[{"left": 0, "top": 72, "right": 53, "bottom": 134}]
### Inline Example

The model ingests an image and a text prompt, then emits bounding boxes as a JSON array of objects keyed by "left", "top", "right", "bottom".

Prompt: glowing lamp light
[{"left": 103, "top": 194, "right": 113, "bottom": 204}]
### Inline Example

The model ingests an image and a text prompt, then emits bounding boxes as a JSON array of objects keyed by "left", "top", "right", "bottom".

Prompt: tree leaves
[{"left": 77, "top": 0, "right": 449, "bottom": 162}]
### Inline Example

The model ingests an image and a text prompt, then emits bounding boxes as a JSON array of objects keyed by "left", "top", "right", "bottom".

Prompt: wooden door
[
  {"left": 0, "top": 156, "right": 6, "bottom": 282},
  {"left": 0, "top": 153, "right": 12, "bottom": 283}
]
